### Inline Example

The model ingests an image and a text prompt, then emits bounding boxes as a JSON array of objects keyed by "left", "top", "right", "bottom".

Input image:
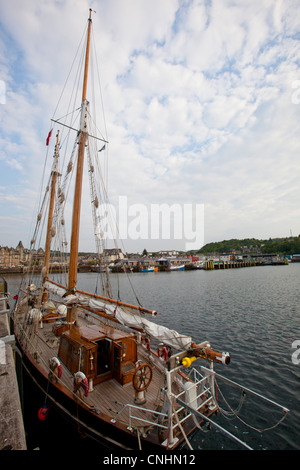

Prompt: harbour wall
[{"left": 0, "top": 295, "right": 26, "bottom": 450}]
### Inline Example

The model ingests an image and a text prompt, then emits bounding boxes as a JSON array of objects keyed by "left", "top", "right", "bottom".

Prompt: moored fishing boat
[
  {"left": 170, "top": 264, "right": 185, "bottom": 271},
  {"left": 140, "top": 266, "right": 155, "bottom": 272},
  {"left": 11, "top": 10, "right": 289, "bottom": 451}
]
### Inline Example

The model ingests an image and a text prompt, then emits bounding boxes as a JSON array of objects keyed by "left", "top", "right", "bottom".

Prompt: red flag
[
  {"left": 46, "top": 129, "right": 52, "bottom": 146},
  {"left": 13, "top": 295, "right": 18, "bottom": 300}
]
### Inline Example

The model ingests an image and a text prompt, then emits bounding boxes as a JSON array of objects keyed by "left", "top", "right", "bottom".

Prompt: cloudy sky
[{"left": 0, "top": 0, "right": 300, "bottom": 253}]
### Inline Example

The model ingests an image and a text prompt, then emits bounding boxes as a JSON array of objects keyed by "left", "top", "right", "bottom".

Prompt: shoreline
[{"left": 0, "top": 259, "right": 292, "bottom": 276}]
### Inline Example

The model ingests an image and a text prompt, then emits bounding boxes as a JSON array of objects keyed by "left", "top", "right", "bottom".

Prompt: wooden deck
[
  {"left": 14, "top": 304, "right": 175, "bottom": 438},
  {"left": 13, "top": 300, "right": 211, "bottom": 448}
]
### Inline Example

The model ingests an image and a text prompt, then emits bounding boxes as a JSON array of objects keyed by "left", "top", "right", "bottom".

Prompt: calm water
[{"left": 5, "top": 263, "right": 300, "bottom": 450}]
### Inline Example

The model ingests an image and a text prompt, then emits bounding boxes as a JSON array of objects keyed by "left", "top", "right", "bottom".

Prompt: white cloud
[{"left": 0, "top": 0, "right": 300, "bottom": 252}]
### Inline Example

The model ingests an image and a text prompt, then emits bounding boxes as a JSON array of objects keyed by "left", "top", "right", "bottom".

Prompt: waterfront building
[{"left": 0, "top": 241, "right": 29, "bottom": 268}]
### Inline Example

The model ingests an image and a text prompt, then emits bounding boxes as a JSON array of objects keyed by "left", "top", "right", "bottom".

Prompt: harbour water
[{"left": 5, "top": 262, "right": 300, "bottom": 450}]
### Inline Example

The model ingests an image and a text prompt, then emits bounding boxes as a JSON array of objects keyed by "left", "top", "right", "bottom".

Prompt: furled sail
[{"left": 44, "top": 280, "right": 192, "bottom": 350}]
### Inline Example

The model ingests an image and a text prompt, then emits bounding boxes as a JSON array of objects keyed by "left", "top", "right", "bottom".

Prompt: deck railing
[{"left": 110, "top": 365, "right": 216, "bottom": 444}]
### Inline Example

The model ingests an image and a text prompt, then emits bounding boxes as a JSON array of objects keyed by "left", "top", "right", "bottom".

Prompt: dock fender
[{"left": 38, "top": 404, "right": 49, "bottom": 421}]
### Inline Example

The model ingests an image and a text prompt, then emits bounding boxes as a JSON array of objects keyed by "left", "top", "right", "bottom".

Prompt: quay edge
[{"left": 0, "top": 280, "right": 26, "bottom": 450}]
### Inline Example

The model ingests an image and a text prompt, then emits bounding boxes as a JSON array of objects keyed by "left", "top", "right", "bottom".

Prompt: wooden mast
[
  {"left": 42, "top": 130, "right": 60, "bottom": 303},
  {"left": 67, "top": 9, "right": 92, "bottom": 324}
]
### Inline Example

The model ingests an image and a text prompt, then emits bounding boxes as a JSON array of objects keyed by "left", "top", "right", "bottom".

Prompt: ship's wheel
[{"left": 133, "top": 362, "right": 153, "bottom": 391}]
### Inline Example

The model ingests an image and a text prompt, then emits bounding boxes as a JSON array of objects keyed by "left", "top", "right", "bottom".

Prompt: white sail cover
[{"left": 44, "top": 281, "right": 192, "bottom": 351}]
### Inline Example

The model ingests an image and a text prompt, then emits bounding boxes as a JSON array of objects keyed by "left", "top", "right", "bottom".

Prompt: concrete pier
[{"left": 0, "top": 295, "right": 26, "bottom": 450}]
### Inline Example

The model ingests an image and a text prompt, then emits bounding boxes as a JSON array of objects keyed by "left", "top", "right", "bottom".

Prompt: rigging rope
[
  {"left": 216, "top": 378, "right": 288, "bottom": 433},
  {"left": 51, "top": 23, "right": 87, "bottom": 122},
  {"left": 24, "top": 14, "right": 149, "bottom": 326}
]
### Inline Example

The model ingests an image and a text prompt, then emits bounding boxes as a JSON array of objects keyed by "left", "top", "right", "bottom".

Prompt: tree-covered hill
[{"left": 196, "top": 236, "right": 300, "bottom": 255}]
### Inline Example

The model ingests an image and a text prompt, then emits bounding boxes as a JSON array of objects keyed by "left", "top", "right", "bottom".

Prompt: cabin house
[{"left": 58, "top": 323, "right": 137, "bottom": 387}]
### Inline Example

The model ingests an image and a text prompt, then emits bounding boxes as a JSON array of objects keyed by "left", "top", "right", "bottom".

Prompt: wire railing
[{"left": 110, "top": 366, "right": 215, "bottom": 437}]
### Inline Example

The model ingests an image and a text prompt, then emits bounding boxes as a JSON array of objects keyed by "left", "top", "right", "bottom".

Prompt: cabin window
[
  {"left": 79, "top": 348, "right": 85, "bottom": 371},
  {"left": 72, "top": 347, "right": 77, "bottom": 363},
  {"left": 122, "top": 342, "right": 126, "bottom": 360},
  {"left": 60, "top": 337, "right": 68, "bottom": 352},
  {"left": 113, "top": 342, "right": 121, "bottom": 374}
]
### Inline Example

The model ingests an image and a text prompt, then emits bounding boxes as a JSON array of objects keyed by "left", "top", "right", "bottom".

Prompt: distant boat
[
  {"left": 140, "top": 266, "right": 155, "bottom": 272},
  {"left": 192, "top": 262, "right": 205, "bottom": 269},
  {"left": 170, "top": 264, "right": 185, "bottom": 271},
  {"left": 158, "top": 259, "right": 185, "bottom": 271}
]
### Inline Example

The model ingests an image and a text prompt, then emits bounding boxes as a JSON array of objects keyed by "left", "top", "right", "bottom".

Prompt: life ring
[
  {"left": 48, "top": 356, "right": 62, "bottom": 381},
  {"left": 157, "top": 344, "right": 168, "bottom": 361},
  {"left": 73, "top": 371, "right": 89, "bottom": 397},
  {"left": 163, "top": 347, "right": 168, "bottom": 361},
  {"left": 142, "top": 335, "right": 151, "bottom": 350}
]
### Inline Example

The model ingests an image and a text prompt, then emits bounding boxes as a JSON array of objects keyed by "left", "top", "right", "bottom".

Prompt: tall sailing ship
[{"left": 11, "top": 10, "right": 288, "bottom": 451}]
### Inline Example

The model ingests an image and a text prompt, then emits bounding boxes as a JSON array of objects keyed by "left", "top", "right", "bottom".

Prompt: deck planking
[
  {"left": 14, "top": 301, "right": 209, "bottom": 450},
  {"left": 14, "top": 307, "right": 172, "bottom": 433}
]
